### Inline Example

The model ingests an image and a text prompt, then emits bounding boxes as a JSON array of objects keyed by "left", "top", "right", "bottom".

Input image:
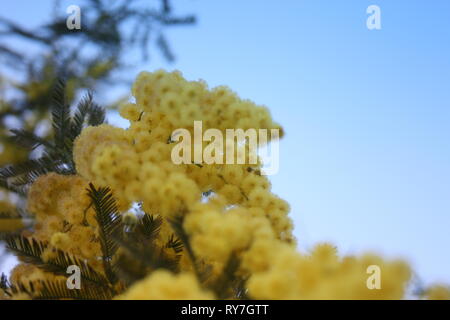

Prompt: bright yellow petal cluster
[
  {"left": 184, "top": 201, "right": 286, "bottom": 271},
  {"left": 118, "top": 270, "right": 214, "bottom": 300},
  {"left": 9, "top": 173, "right": 103, "bottom": 287},
  {"left": 73, "top": 70, "right": 294, "bottom": 244},
  {"left": 11, "top": 69, "right": 445, "bottom": 300},
  {"left": 130, "top": 70, "right": 282, "bottom": 132},
  {"left": 424, "top": 285, "right": 450, "bottom": 300},
  {"left": 25, "top": 173, "right": 101, "bottom": 266},
  {"left": 245, "top": 243, "right": 411, "bottom": 300}
]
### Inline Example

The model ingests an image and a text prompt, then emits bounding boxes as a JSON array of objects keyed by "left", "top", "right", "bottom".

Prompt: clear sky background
[{"left": 1, "top": 0, "right": 450, "bottom": 286}]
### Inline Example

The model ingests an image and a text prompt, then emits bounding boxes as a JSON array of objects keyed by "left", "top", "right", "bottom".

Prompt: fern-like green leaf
[
  {"left": 51, "top": 79, "right": 71, "bottom": 151},
  {"left": 0, "top": 156, "right": 59, "bottom": 186},
  {"left": 166, "top": 234, "right": 183, "bottom": 254},
  {"left": 138, "top": 214, "right": 163, "bottom": 240},
  {"left": 9, "top": 129, "right": 54, "bottom": 151},
  {"left": 168, "top": 214, "right": 210, "bottom": 282},
  {"left": 210, "top": 252, "right": 241, "bottom": 299},
  {"left": 0, "top": 178, "right": 26, "bottom": 197},
  {"left": 36, "top": 280, "right": 115, "bottom": 300},
  {"left": 87, "top": 183, "right": 122, "bottom": 283},
  {"left": 87, "top": 102, "right": 106, "bottom": 126},
  {"left": 0, "top": 81, "right": 106, "bottom": 196},
  {"left": 70, "top": 91, "right": 92, "bottom": 141},
  {"left": 5, "top": 235, "right": 109, "bottom": 286},
  {"left": 7, "top": 279, "right": 114, "bottom": 300},
  {"left": 113, "top": 233, "right": 180, "bottom": 273}
]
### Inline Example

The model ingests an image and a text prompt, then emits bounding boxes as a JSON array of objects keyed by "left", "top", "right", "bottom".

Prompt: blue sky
[{"left": 2, "top": 0, "right": 450, "bottom": 286}]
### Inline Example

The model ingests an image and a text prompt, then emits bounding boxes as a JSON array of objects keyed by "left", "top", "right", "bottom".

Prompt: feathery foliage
[
  {"left": 168, "top": 215, "right": 210, "bottom": 283},
  {"left": 8, "top": 129, "right": 54, "bottom": 151},
  {"left": 87, "top": 184, "right": 122, "bottom": 283},
  {"left": 0, "top": 83, "right": 106, "bottom": 195},
  {"left": 5, "top": 236, "right": 109, "bottom": 286},
  {"left": 51, "top": 80, "right": 71, "bottom": 152},
  {"left": 0, "top": 0, "right": 196, "bottom": 134},
  {"left": 210, "top": 252, "right": 242, "bottom": 299},
  {"left": 136, "top": 213, "right": 163, "bottom": 241},
  {"left": 113, "top": 211, "right": 182, "bottom": 281},
  {"left": 5, "top": 280, "right": 114, "bottom": 300}
]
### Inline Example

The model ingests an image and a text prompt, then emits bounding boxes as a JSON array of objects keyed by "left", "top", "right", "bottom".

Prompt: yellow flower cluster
[
  {"left": 8, "top": 173, "right": 103, "bottom": 287},
  {"left": 118, "top": 270, "right": 214, "bottom": 300},
  {"left": 245, "top": 243, "right": 411, "bottom": 299},
  {"left": 424, "top": 285, "right": 450, "bottom": 300},
  {"left": 73, "top": 70, "right": 294, "bottom": 246},
  {"left": 10, "top": 173, "right": 103, "bottom": 280},
  {"left": 130, "top": 70, "right": 282, "bottom": 133},
  {"left": 8, "top": 69, "right": 445, "bottom": 300},
  {"left": 28, "top": 173, "right": 96, "bottom": 226},
  {"left": 70, "top": 70, "right": 420, "bottom": 299},
  {"left": 184, "top": 201, "right": 288, "bottom": 268}
]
